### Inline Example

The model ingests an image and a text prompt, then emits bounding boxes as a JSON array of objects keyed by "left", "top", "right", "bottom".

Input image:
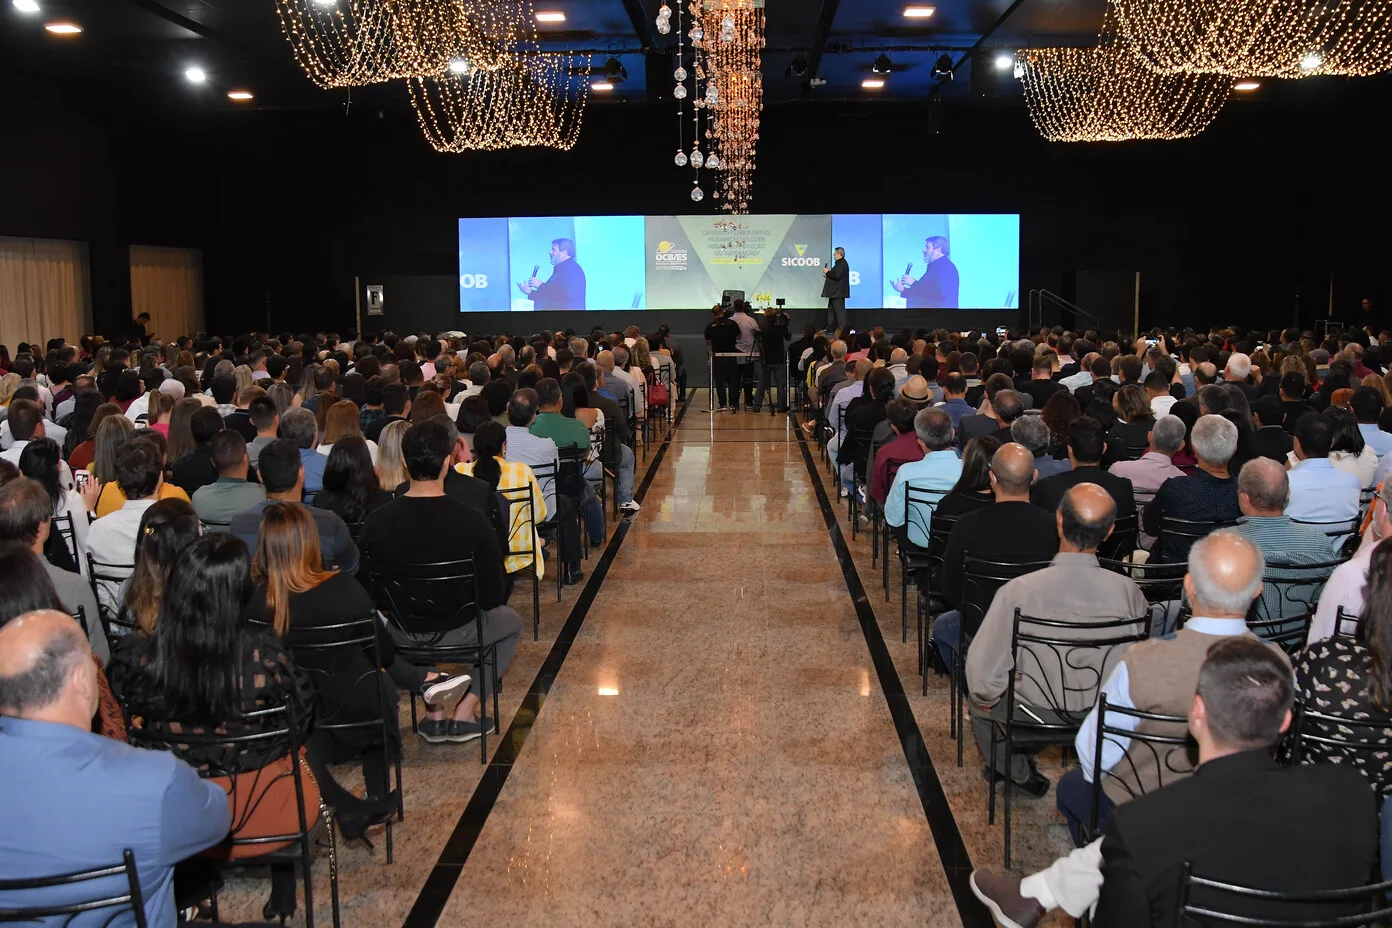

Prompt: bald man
[
  {"left": 0, "top": 611, "right": 230, "bottom": 926},
  {"left": 972, "top": 532, "right": 1290, "bottom": 926},
  {"left": 964, "top": 481, "right": 1149, "bottom": 795}
]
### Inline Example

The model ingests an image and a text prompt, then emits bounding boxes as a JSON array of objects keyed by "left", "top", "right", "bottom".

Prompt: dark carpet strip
[
  {"left": 791, "top": 420, "right": 994, "bottom": 928},
  {"left": 400, "top": 398, "right": 691, "bottom": 928}
]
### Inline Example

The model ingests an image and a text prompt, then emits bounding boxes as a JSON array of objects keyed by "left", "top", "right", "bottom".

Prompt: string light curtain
[
  {"left": 1019, "top": 42, "right": 1232, "bottom": 141},
  {"left": 1108, "top": 0, "right": 1392, "bottom": 78},
  {"left": 687, "top": 0, "right": 765, "bottom": 212},
  {"left": 274, "top": 0, "right": 529, "bottom": 89},
  {"left": 408, "top": 53, "right": 590, "bottom": 152}
]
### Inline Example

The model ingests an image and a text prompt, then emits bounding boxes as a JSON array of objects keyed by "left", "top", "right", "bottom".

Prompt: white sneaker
[
  {"left": 838, "top": 486, "right": 849, "bottom": 499},
  {"left": 619, "top": 500, "right": 642, "bottom": 513}
]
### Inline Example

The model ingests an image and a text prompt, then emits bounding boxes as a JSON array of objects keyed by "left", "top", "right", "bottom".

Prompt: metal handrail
[{"left": 1027, "top": 289, "right": 1100, "bottom": 331}]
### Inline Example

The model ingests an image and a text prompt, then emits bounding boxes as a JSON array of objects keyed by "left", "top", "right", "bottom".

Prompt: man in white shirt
[
  {"left": 1352, "top": 387, "right": 1392, "bottom": 459},
  {"left": 1145, "top": 371, "right": 1177, "bottom": 417},
  {"left": 1286, "top": 413, "right": 1361, "bottom": 526},
  {"left": 54, "top": 375, "right": 94, "bottom": 423},
  {"left": 1309, "top": 481, "right": 1392, "bottom": 644},
  {"left": 86, "top": 438, "right": 165, "bottom": 613},
  {"left": 0, "top": 400, "right": 74, "bottom": 490},
  {"left": 0, "top": 389, "right": 67, "bottom": 452},
  {"left": 1059, "top": 352, "right": 1101, "bottom": 394}
]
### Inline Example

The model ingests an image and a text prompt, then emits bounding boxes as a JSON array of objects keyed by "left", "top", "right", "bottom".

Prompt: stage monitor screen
[{"left": 457, "top": 213, "right": 1018, "bottom": 311}]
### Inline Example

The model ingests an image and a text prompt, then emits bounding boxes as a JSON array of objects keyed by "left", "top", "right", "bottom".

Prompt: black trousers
[
  {"left": 712, "top": 357, "right": 738, "bottom": 408},
  {"left": 826, "top": 297, "right": 845, "bottom": 331}
]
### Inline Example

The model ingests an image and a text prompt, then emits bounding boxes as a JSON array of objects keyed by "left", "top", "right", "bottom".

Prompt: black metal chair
[
  {"left": 557, "top": 446, "right": 594, "bottom": 560},
  {"left": 529, "top": 460, "right": 565, "bottom": 605},
  {"left": 896, "top": 484, "right": 949, "bottom": 643},
  {"left": 1087, "top": 694, "right": 1193, "bottom": 843},
  {"left": 126, "top": 703, "right": 340, "bottom": 928},
  {"left": 86, "top": 553, "right": 137, "bottom": 652},
  {"left": 586, "top": 423, "right": 613, "bottom": 522},
  {"left": 281, "top": 615, "right": 404, "bottom": 863},
  {"left": 1155, "top": 516, "right": 1239, "bottom": 562},
  {"left": 200, "top": 518, "right": 232, "bottom": 533},
  {"left": 1358, "top": 485, "right": 1377, "bottom": 522},
  {"left": 1097, "top": 512, "right": 1139, "bottom": 561},
  {"left": 1289, "top": 703, "right": 1392, "bottom": 796},
  {"left": 1251, "top": 557, "right": 1345, "bottom": 623},
  {"left": 1244, "top": 610, "right": 1312, "bottom": 659},
  {"left": 1099, "top": 558, "right": 1188, "bottom": 636},
  {"left": 952, "top": 556, "right": 1054, "bottom": 766},
  {"left": 844, "top": 426, "right": 876, "bottom": 538},
  {"left": 1335, "top": 606, "right": 1361, "bottom": 639},
  {"left": 986, "top": 610, "right": 1149, "bottom": 868},
  {"left": 1291, "top": 516, "right": 1364, "bottom": 558},
  {"left": 0, "top": 849, "right": 148, "bottom": 927},
  {"left": 878, "top": 457, "right": 910, "bottom": 601},
  {"left": 919, "top": 513, "right": 958, "bottom": 696},
  {"left": 1171, "top": 861, "right": 1392, "bottom": 927},
  {"left": 498, "top": 484, "right": 542, "bottom": 639},
  {"left": 51, "top": 510, "right": 79, "bottom": 568},
  {"left": 360, "top": 557, "right": 500, "bottom": 764}
]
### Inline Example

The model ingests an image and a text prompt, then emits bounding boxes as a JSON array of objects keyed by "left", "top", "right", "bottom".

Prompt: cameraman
[{"left": 754, "top": 304, "right": 792, "bottom": 414}]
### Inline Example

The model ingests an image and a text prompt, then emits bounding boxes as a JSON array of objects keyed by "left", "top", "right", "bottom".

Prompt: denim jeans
[
  {"left": 581, "top": 481, "right": 605, "bottom": 544},
  {"left": 933, "top": 609, "right": 962, "bottom": 671},
  {"left": 586, "top": 442, "right": 635, "bottom": 506},
  {"left": 1057, "top": 767, "right": 1114, "bottom": 847}
]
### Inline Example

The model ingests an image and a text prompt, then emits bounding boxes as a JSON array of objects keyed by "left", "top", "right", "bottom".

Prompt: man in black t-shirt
[
  {"left": 704, "top": 305, "right": 741, "bottom": 412},
  {"left": 754, "top": 307, "right": 791, "bottom": 413},
  {"left": 359, "top": 419, "right": 523, "bottom": 745}
]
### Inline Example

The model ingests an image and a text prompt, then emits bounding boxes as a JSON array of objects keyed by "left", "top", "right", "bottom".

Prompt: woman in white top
[
  {"left": 1287, "top": 409, "right": 1380, "bottom": 488},
  {"left": 563, "top": 372, "right": 605, "bottom": 467},
  {"left": 17, "top": 436, "right": 98, "bottom": 576},
  {"left": 316, "top": 401, "right": 379, "bottom": 465}
]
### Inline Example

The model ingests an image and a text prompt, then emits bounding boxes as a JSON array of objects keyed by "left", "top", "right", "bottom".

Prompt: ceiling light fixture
[
  {"left": 227, "top": 90, "right": 254, "bottom": 100},
  {"left": 43, "top": 21, "right": 82, "bottom": 34},
  {"left": 603, "top": 56, "right": 627, "bottom": 82},
  {"left": 1299, "top": 52, "right": 1323, "bottom": 71},
  {"left": 995, "top": 53, "right": 1014, "bottom": 71},
  {"left": 447, "top": 56, "right": 471, "bottom": 74},
  {"left": 931, "top": 53, "right": 954, "bottom": 78},
  {"left": 13, "top": 0, "right": 41, "bottom": 13},
  {"left": 590, "top": 80, "right": 614, "bottom": 91},
  {"left": 534, "top": 10, "right": 565, "bottom": 23},
  {"left": 862, "top": 77, "right": 886, "bottom": 88},
  {"left": 872, "top": 53, "right": 892, "bottom": 74},
  {"left": 902, "top": 4, "right": 936, "bottom": 17},
  {"left": 1234, "top": 80, "right": 1261, "bottom": 91},
  {"left": 184, "top": 66, "right": 207, "bottom": 83}
]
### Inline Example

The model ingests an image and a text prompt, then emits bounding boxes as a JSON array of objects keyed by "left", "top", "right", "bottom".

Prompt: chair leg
[
  {"left": 410, "top": 695, "right": 418, "bottom": 733},
  {"left": 327, "top": 824, "right": 341, "bottom": 928},
  {"left": 947, "top": 650, "right": 957, "bottom": 738},
  {"left": 871, "top": 513, "right": 878, "bottom": 566},
  {"left": 532, "top": 570, "right": 540, "bottom": 641},
  {"left": 301, "top": 829, "right": 317, "bottom": 928},
  {"left": 883, "top": 529, "right": 891, "bottom": 602},
  {"left": 902, "top": 581, "right": 909, "bottom": 644},
  {"left": 987, "top": 725, "right": 998, "bottom": 825},
  {"left": 956, "top": 652, "right": 967, "bottom": 768},
  {"left": 1004, "top": 760, "right": 1014, "bottom": 870}
]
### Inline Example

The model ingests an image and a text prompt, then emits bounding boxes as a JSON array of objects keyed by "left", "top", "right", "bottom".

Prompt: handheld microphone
[
  {"left": 531, "top": 264, "right": 540, "bottom": 278},
  {"left": 904, "top": 262, "right": 913, "bottom": 276}
]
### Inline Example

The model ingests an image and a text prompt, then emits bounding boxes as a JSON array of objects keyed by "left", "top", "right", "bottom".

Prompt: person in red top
[{"left": 870, "top": 400, "right": 925, "bottom": 505}]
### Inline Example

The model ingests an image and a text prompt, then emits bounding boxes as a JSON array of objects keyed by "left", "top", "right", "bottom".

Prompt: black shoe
[
  {"left": 447, "top": 716, "right": 497, "bottom": 743},
  {"left": 981, "top": 765, "right": 1051, "bottom": 798},
  {"left": 563, "top": 564, "right": 585, "bottom": 586},
  {"left": 336, "top": 791, "right": 400, "bottom": 843}
]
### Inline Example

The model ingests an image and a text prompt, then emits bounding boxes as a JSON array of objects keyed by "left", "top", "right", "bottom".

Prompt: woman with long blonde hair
[
  {"left": 375, "top": 419, "right": 410, "bottom": 492},
  {"left": 318, "top": 400, "right": 379, "bottom": 464}
]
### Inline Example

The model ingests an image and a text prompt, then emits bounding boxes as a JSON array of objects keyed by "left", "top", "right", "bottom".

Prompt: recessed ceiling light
[
  {"left": 903, "top": 5, "right": 936, "bottom": 17},
  {"left": 994, "top": 53, "right": 1014, "bottom": 71},
  {"left": 1234, "top": 80, "right": 1261, "bottom": 91},
  {"left": 590, "top": 80, "right": 614, "bottom": 91},
  {"left": 227, "top": 90, "right": 254, "bottom": 101},
  {"left": 13, "top": 0, "right": 41, "bottom": 13},
  {"left": 535, "top": 10, "right": 566, "bottom": 22},
  {"left": 1299, "top": 52, "right": 1322, "bottom": 70},
  {"left": 447, "top": 57, "right": 471, "bottom": 74},
  {"left": 43, "top": 21, "right": 82, "bottom": 34},
  {"left": 862, "top": 78, "right": 886, "bottom": 89},
  {"left": 311, "top": 0, "right": 336, "bottom": 6},
  {"left": 184, "top": 66, "right": 207, "bottom": 83}
]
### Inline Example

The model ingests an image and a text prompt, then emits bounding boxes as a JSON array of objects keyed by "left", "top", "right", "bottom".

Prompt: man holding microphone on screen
[
  {"left": 518, "top": 237, "right": 587, "bottom": 310},
  {"left": 822, "top": 246, "right": 850, "bottom": 331}
]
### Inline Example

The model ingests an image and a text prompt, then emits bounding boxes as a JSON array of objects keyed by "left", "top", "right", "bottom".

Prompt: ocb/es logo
[{"left": 459, "top": 274, "right": 489, "bottom": 289}]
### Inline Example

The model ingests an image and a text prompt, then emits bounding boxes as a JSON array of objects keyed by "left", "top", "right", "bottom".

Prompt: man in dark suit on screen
[
  {"left": 821, "top": 246, "right": 849, "bottom": 331},
  {"left": 519, "top": 237, "right": 586, "bottom": 310},
  {"left": 893, "top": 235, "right": 960, "bottom": 308}
]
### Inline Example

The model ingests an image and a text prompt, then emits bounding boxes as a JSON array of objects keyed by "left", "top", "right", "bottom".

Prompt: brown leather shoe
[{"left": 969, "top": 870, "right": 1045, "bottom": 928}]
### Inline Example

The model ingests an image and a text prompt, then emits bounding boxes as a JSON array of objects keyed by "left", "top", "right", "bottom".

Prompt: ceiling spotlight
[
  {"left": 590, "top": 80, "right": 614, "bottom": 91},
  {"left": 872, "top": 54, "right": 892, "bottom": 75},
  {"left": 43, "top": 20, "right": 82, "bottom": 34},
  {"left": 788, "top": 54, "right": 808, "bottom": 77},
  {"left": 447, "top": 57, "right": 471, "bottom": 74},
  {"left": 1299, "top": 51, "right": 1323, "bottom": 70},
  {"left": 932, "top": 54, "right": 954, "bottom": 78},
  {"left": 902, "top": 4, "right": 936, "bottom": 17},
  {"left": 862, "top": 78, "right": 886, "bottom": 89},
  {"left": 184, "top": 66, "right": 207, "bottom": 83},
  {"left": 1234, "top": 80, "right": 1261, "bottom": 91},
  {"left": 311, "top": 0, "right": 335, "bottom": 5},
  {"left": 603, "top": 56, "right": 627, "bottom": 82},
  {"left": 534, "top": 10, "right": 566, "bottom": 23},
  {"left": 13, "top": 0, "right": 41, "bottom": 13},
  {"left": 227, "top": 90, "right": 254, "bottom": 101},
  {"left": 994, "top": 53, "right": 1014, "bottom": 71}
]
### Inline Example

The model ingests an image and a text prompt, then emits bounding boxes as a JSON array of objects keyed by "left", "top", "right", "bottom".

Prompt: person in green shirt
[{"left": 529, "top": 378, "right": 605, "bottom": 542}]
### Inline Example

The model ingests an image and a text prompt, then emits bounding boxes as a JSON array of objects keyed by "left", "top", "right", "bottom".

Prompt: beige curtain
[
  {"left": 0, "top": 236, "right": 92, "bottom": 346},
  {"left": 129, "top": 245, "right": 203, "bottom": 341}
]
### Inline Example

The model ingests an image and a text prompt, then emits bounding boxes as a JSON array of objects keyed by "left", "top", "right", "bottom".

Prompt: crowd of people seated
[
  {"left": 0, "top": 325, "right": 681, "bottom": 925},
  {"left": 799, "top": 322, "right": 1392, "bottom": 926}
]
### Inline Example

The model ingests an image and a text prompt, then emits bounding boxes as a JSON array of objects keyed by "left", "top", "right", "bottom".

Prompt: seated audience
[
  {"left": 246, "top": 395, "right": 279, "bottom": 467},
  {"left": 885, "top": 408, "right": 962, "bottom": 549},
  {"left": 529, "top": 377, "right": 607, "bottom": 541},
  {"left": 1234, "top": 458, "right": 1342, "bottom": 612},
  {"left": 936, "top": 435, "right": 1001, "bottom": 519},
  {"left": 837, "top": 368, "right": 895, "bottom": 496},
  {"left": 1251, "top": 394, "right": 1294, "bottom": 462},
  {"left": 1285, "top": 412, "right": 1362, "bottom": 524},
  {"left": 1352, "top": 385, "right": 1392, "bottom": 458},
  {"left": 0, "top": 609, "right": 231, "bottom": 927},
  {"left": 869, "top": 399, "right": 925, "bottom": 506},
  {"left": 0, "top": 399, "right": 74, "bottom": 490},
  {"left": 359, "top": 418, "right": 524, "bottom": 743},
  {"left": 122, "top": 499, "right": 201, "bottom": 637},
  {"left": 503, "top": 388, "right": 584, "bottom": 583},
  {"left": 1031, "top": 416, "right": 1136, "bottom": 519},
  {"left": 94, "top": 431, "right": 190, "bottom": 518},
  {"left": 87, "top": 437, "right": 166, "bottom": 614},
  {"left": 1309, "top": 481, "right": 1392, "bottom": 643},
  {"left": 1102, "top": 384, "right": 1156, "bottom": 466},
  {"left": 1019, "top": 353, "right": 1064, "bottom": 410},
  {"left": 17, "top": 437, "right": 94, "bottom": 574},
  {"left": 278, "top": 407, "right": 326, "bottom": 500},
  {"left": 169, "top": 406, "right": 224, "bottom": 496},
  {"left": 1142, "top": 414, "right": 1242, "bottom": 562},
  {"left": 317, "top": 400, "right": 379, "bottom": 465},
  {"left": 1108, "top": 413, "right": 1185, "bottom": 514},
  {"left": 313, "top": 435, "right": 392, "bottom": 526},
  {"left": 957, "top": 374, "right": 1015, "bottom": 449},
  {"left": 936, "top": 374, "right": 973, "bottom": 429},
  {"left": 229, "top": 438, "right": 359, "bottom": 574},
  {"left": 1010, "top": 414, "right": 1070, "bottom": 480},
  {"left": 190, "top": 431, "right": 266, "bottom": 527}
]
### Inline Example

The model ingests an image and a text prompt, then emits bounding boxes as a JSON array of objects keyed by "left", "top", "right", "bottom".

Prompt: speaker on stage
[{"left": 721, "top": 290, "right": 744, "bottom": 309}]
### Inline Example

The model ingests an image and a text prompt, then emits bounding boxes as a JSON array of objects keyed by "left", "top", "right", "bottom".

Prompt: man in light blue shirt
[
  {"left": 935, "top": 374, "right": 974, "bottom": 430},
  {"left": 278, "top": 407, "right": 326, "bottom": 500},
  {"left": 503, "top": 388, "right": 560, "bottom": 517},
  {"left": 0, "top": 611, "right": 231, "bottom": 927},
  {"left": 1286, "top": 414, "right": 1361, "bottom": 526},
  {"left": 1352, "top": 388, "right": 1392, "bottom": 459},
  {"left": 885, "top": 407, "right": 962, "bottom": 548}
]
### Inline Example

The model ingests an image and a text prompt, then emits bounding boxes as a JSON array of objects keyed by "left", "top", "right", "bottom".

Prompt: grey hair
[
  {"left": 914, "top": 407, "right": 955, "bottom": 452},
  {"left": 613, "top": 345, "right": 630, "bottom": 365},
  {"left": 1191, "top": 414, "right": 1238, "bottom": 466},
  {"left": 278, "top": 407, "right": 318, "bottom": 450},
  {"left": 0, "top": 617, "right": 86, "bottom": 715},
  {"left": 1010, "top": 414, "right": 1050, "bottom": 456},
  {"left": 568, "top": 337, "right": 588, "bottom": 358},
  {"left": 1188, "top": 531, "right": 1265, "bottom": 614},
  {"left": 1150, "top": 415, "right": 1187, "bottom": 455},
  {"left": 1238, "top": 457, "right": 1289, "bottom": 512},
  {"left": 1226, "top": 352, "right": 1252, "bottom": 380},
  {"left": 830, "top": 340, "right": 848, "bottom": 360}
]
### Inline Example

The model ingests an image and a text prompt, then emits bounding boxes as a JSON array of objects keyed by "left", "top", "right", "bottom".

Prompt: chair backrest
[
  {"left": 556, "top": 447, "right": 587, "bottom": 500},
  {"left": 960, "top": 556, "right": 1053, "bottom": 639},
  {"left": 530, "top": 459, "right": 557, "bottom": 515},
  {"left": 1358, "top": 486, "right": 1376, "bottom": 520},
  {"left": 1251, "top": 557, "right": 1344, "bottom": 622},
  {"left": 1244, "top": 610, "right": 1312, "bottom": 659},
  {"left": 497, "top": 484, "right": 539, "bottom": 570},
  {"left": 1008, "top": 608, "right": 1149, "bottom": 720},
  {"left": 0, "top": 849, "right": 148, "bottom": 928},
  {"left": 902, "top": 484, "right": 948, "bottom": 549},
  {"left": 1334, "top": 606, "right": 1361, "bottom": 640},
  {"left": 280, "top": 615, "right": 390, "bottom": 737},
  {"left": 923, "top": 514, "right": 959, "bottom": 593},
  {"left": 1157, "top": 517, "right": 1237, "bottom": 555},
  {"left": 200, "top": 519, "right": 231, "bottom": 533},
  {"left": 1172, "top": 860, "right": 1392, "bottom": 927},
  {"left": 1098, "top": 512, "right": 1139, "bottom": 561},
  {"left": 1289, "top": 702, "right": 1392, "bottom": 781},
  {"left": 51, "top": 511, "right": 79, "bottom": 567},
  {"left": 85, "top": 552, "right": 138, "bottom": 644},
  {"left": 1090, "top": 693, "right": 1193, "bottom": 830},
  {"left": 1100, "top": 558, "right": 1188, "bottom": 635},
  {"left": 360, "top": 557, "right": 482, "bottom": 650},
  {"left": 1291, "top": 516, "right": 1363, "bottom": 538}
]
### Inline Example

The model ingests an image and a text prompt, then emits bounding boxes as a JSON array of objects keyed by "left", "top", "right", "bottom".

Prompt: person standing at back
[
  {"left": 704, "top": 305, "right": 741, "bottom": 413},
  {"left": 821, "top": 246, "right": 850, "bottom": 331}
]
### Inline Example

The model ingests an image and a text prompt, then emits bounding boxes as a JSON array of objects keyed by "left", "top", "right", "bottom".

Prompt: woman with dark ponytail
[{"left": 455, "top": 421, "right": 544, "bottom": 579}]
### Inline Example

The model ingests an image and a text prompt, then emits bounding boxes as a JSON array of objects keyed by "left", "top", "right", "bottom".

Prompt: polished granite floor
[{"left": 212, "top": 394, "right": 1076, "bottom": 928}]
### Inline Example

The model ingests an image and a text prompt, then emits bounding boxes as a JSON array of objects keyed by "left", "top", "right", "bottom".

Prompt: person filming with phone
[{"left": 822, "top": 246, "right": 850, "bottom": 330}]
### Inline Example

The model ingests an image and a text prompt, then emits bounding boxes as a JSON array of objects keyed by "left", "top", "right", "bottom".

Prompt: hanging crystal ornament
[
  {"left": 657, "top": 17, "right": 671, "bottom": 34},
  {"left": 705, "top": 152, "right": 720, "bottom": 169},
  {"left": 705, "top": 83, "right": 719, "bottom": 103},
  {"left": 690, "top": 23, "right": 703, "bottom": 41},
  {"left": 674, "top": 66, "right": 687, "bottom": 81},
  {"left": 690, "top": 148, "right": 704, "bottom": 168},
  {"left": 674, "top": 82, "right": 687, "bottom": 98},
  {"left": 674, "top": 150, "right": 688, "bottom": 166},
  {"left": 691, "top": 185, "right": 704, "bottom": 202}
]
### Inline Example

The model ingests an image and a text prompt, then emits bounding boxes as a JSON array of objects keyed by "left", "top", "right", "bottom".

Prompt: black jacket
[
  {"left": 1254, "top": 425, "right": 1294, "bottom": 463},
  {"left": 1095, "top": 751, "right": 1377, "bottom": 928},
  {"left": 1031, "top": 465, "right": 1136, "bottom": 519},
  {"left": 903, "top": 257, "right": 959, "bottom": 308},
  {"left": 940, "top": 501, "right": 1059, "bottom": 608},
  {"left": 528, "top": 257, "right": 586, "bottom": 310},
  {"left": 821, "top": 257, "right": 850, "bottom": 299}
]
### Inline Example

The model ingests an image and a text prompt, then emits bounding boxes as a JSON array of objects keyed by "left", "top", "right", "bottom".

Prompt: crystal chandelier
[
  {"left": 1108, "top": 0, "right": 1392, "bottom": 78},
  {"left": 1018, "top": 40, "right": 1232, "bottom": 142},
  {"left": 408, "top": 52, "right": 590, "bottom": 152},
  {"left": 686, "top": 0, "right": 765, "bottom": 213}
]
